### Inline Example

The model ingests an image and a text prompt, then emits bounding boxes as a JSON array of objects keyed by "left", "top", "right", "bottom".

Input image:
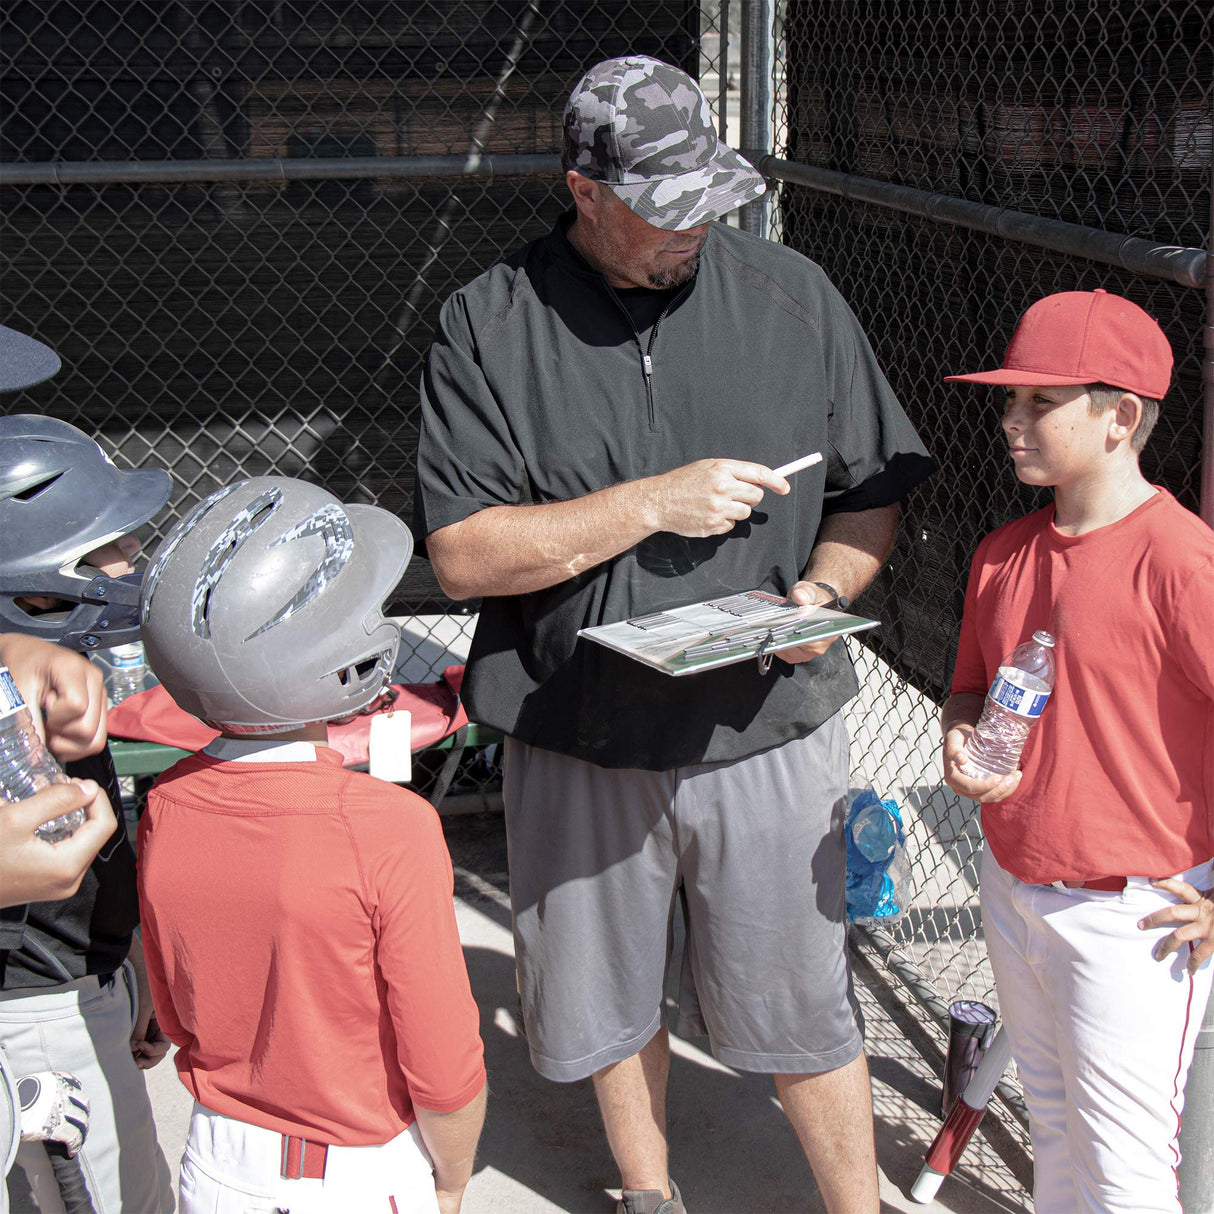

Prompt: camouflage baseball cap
[{"left": 563, "top": 56, "right": 766, "bottom": 231}]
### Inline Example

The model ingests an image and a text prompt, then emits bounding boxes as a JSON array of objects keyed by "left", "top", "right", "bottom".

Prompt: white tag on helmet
[{"left": 368, "top": 710, "right": 412, "bottom": 784}]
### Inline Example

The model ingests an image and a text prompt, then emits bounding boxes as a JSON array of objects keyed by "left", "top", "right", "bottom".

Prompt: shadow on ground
[{"left": 443, "top": 813, "right": 1031, "bottom": 1214}]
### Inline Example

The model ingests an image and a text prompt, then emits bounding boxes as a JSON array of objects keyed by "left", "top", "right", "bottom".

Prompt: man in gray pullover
[{"left": 415, "top": 55, "right": 935, "bottom": 1214}]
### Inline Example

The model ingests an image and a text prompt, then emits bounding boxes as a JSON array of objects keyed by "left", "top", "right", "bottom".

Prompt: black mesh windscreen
[
  {"left": 775, "top": 0, "right": 1210, "bottom": 703},
  {"left": 1, "top": 0, "right": 710, "bottom": 617}
]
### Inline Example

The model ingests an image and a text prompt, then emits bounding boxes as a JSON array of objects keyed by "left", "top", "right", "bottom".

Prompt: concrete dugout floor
[{"left": 144, "top": 811, "right": 1032, "bottom": 1213}]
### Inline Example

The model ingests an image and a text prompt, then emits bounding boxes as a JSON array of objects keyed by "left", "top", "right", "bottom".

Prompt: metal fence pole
[
  {"left": 1179, "top": 162, "right": 1214, "bottom": 1214},
  {"left": 1202, "top": 160, "right": 1214, "bottom": 529},
  {"left": 738, "top": 0, "right": 770, "bottom": 236},
  {"left": 1179, "top": 987, "right": 1214, "bottom": 1213},
  {"left": 717, "top": 0, "right": 730, "bottom": 142}
]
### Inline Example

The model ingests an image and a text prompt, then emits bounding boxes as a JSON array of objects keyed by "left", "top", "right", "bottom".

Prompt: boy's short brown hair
[{"left": 1087, "top": 383, "right": 1160, "bottom": 453}]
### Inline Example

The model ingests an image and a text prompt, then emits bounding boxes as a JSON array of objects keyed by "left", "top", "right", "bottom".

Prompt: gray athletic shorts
[{"left": 502, "top": 713, "right": 863, "bottom": 1082}]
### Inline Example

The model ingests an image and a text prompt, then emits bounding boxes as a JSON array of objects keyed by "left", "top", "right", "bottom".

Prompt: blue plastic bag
[{"left": 845, "top": 787, "right": 908, "bottom": 926}]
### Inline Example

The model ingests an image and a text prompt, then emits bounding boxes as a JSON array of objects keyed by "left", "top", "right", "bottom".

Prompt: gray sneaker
[{"left": 617, "top": 1179, "right": 686, "bottom": 1214}]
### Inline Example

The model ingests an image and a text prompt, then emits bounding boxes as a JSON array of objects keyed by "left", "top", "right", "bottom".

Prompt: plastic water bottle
[
  {"left": 103, "top": 642, "right": 148, "bottom": 704},
  {"left": 845, "top": 789, "right": 907, "bottom": 924},
  {"left": 852, "top": 796, "right": 898, "bottom": 862},
  {"left": 0, "top": 666, "right": 83, "bottom": 843},
  {"left": 961, "top": 630, "right": 1056, "bottom": 779}
]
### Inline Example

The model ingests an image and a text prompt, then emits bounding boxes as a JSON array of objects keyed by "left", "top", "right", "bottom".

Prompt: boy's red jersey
[
  {"left": 137, "top": 745, "right": 485, "bottom": 1146},
  {"left": 952, "top": 489, "right": 1214, "bottom": 884}
]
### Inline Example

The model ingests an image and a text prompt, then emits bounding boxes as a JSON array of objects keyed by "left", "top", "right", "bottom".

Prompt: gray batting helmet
[
  {"left": 0, "top": 414, "right": 172, "bottom": 650},
  {"left": 562, "top": 55, "right": 765, "bottom": 230},
  {"left": 140, "top": 477, "right": 411, "bottom": 734}
]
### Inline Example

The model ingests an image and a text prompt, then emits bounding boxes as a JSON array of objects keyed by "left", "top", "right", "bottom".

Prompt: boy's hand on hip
[
  {"left": 1140, "top": 879, "right": 1214, "bottom": 974},
  {"left": 942, "top": 726, "right": 1022, "bottom": 803}
]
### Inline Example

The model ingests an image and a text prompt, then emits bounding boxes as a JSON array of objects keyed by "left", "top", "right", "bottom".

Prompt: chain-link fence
[
  {"left": 0, "top": 0, "right": 734, "bottom": 801},
  {"left": 2, "top": 0, "right": 1210, "bottom": 1076},
  {"left": 0, "top": 0, "right": 728, "bottom": 606},
  {"left": 769, "top": 0, "right": 1212, "bottom": 1084}
]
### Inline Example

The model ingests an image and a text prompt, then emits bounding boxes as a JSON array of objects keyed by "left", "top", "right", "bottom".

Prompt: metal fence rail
[{"left": 0, "top": 0, "right": 727, "bottom": 800}]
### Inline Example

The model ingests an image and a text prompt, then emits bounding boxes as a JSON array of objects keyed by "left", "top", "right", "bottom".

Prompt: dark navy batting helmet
[{"left": 0, "top": 413, "right": 172, "bottom": 650}]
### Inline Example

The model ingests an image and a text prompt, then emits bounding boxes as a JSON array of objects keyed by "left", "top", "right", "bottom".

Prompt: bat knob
[{"left": 910, "top": 1163, "right": 946, "bottom": 1203}]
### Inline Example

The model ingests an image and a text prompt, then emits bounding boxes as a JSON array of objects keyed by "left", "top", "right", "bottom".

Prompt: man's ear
[
  {"left": 1107, "top": 391, "right": 1143, "bottom": 446},
  {"left": 566, "top": 171, "right": 601, "bottom": 220}
]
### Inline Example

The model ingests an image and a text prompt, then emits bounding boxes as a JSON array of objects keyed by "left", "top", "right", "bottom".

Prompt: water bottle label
[
  {"left": 988, "top": 674, "right": 1050, "bottom": 718},
  {"left": 109, "top": 644, "right": 144, "bottom": 670},
  {"left": 0, "top": 668, "right": 28, "bottom": 720}
]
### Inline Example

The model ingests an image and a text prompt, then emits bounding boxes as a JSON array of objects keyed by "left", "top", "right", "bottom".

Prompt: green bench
[
  {"left": 109, "top": 723, "right": 503, "bottom": 778},
  {"left": 109, "top": 723, "right": 506, "bottom": 813}
]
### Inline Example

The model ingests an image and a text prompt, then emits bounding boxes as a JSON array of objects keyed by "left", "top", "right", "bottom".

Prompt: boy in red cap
[{"left": 941, "top": 289, "right": 1213, "bottom": 1213}]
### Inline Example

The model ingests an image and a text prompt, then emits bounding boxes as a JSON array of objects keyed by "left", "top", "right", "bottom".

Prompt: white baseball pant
[
  {"left": 179, "top": 1103, "right": 440, "bottom": 1214},
  {"left": 980, "top": 847, "right": 1213, "bottom": 1213}
]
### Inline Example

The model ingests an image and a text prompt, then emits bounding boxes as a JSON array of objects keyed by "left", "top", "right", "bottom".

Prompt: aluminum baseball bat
[{"left": 911, "top": 1025, "right": 1015, "bottom": 1203}]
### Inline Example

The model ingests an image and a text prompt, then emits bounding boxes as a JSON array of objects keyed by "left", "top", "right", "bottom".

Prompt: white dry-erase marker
[{"left": 772, "top": 451, "right": 823, "bottom": 478}]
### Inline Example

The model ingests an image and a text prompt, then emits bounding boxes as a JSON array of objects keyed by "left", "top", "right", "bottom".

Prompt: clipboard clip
[{"left": 756, "top": 629, "right": 777, "bottom": 675}]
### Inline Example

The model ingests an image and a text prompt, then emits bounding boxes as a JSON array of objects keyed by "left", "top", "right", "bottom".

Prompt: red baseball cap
[{"left": 945, "top": 289, "right": 1173, "bottom": 399}]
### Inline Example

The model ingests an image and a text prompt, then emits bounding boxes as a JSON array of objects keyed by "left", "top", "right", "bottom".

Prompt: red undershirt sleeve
[
  {"left": 359, "top": 788, "right": 486, "bottom": 1113},
  {"left": 135, "top": 809, "right": 191, "bottom": 1048},
  {"left": 1171, "top": 555, "right": 1214, "bottom": 703}
]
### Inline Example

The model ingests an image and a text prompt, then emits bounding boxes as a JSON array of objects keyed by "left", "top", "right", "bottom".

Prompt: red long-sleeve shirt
[{"left": 137, "top": 744, "right": 485, "bottom": 1146}]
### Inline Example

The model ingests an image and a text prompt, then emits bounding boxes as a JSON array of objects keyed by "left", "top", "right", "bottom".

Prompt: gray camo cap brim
[
  {"left": 608, "top": 145, "right": 766, "bottom": 230},
  {"left": 565, "top": 55, "right": 766, "bottom": 231}
]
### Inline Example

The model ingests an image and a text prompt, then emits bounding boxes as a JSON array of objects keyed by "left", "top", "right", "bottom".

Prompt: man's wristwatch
[{"left": 811, "top": 581, "right": 850, "bottom": 610}]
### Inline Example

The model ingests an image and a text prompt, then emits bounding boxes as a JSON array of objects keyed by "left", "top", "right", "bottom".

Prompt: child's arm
[
  {"left": 126, "top": 932, "right": 172, "bottom": 1070},
  {"left": 1139, "top": 559, "right": 1214, "bottom": 974},
  {"left": 942, "top": 540, "right": 1023, "bottom": 804},
  {"left": 134, "top": 815, "right": 192, "bottom": 1049},
  {"left": 941, "top": 692, "right": 1023, "bottom": 803},
  {"left": 1137, "top": 876, "right": 1214, "bottom": 976},
  {"left": 0, "top": 780, "right": 116, "bottom": 908},
  {"left": 0, "top": 632, "right": 107, "bottom": 762},
  {"left": 365, "top": 790, "right": 487, "bottom": 1209},
  {"left": 414, "top": 1086, "right": 488, "bottom": 1214}
]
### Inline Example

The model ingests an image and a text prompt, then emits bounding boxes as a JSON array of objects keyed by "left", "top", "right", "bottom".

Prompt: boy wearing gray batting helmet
[
  {"left": 0, "top": 326, "right": 174, "bottom": 1214},
  {"left": 136, "top": 477, "right": 487, "bottom": 1213}
]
